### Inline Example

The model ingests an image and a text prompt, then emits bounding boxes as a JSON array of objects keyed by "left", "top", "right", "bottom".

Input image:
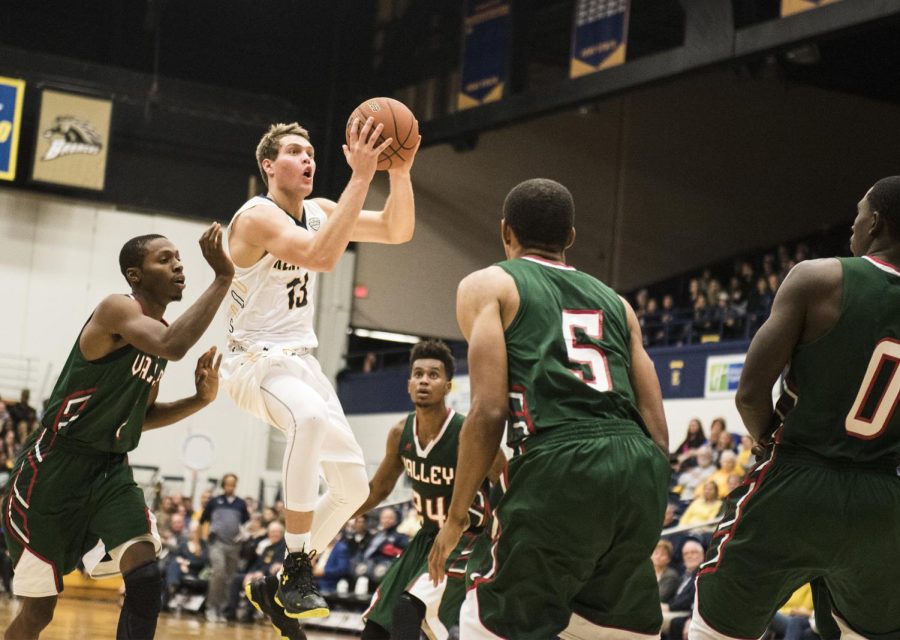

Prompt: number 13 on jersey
[{"left": 562, "top": 310, "right": 612, "bottom": 392}]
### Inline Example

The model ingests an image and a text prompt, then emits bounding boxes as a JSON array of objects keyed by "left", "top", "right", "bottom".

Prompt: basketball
[{"left": 345, "top": 97, "right": 419, "bottom": 171}]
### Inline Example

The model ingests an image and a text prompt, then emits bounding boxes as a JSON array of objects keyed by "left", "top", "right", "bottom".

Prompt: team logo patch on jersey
[
  {"left": 308, "top": 215, "right": 321, "bottom": 231},
  {"left": 41, "top": 116, "right": 103, "bottom": 161}
]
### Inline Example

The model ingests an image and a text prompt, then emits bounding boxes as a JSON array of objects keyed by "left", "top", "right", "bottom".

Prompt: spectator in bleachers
[
  {"left": 692, "top": 295, "right": 715, "bottom": 338},
  {"left": 396, "top": 506, "right": 422, "bottom": 537},
  {"left": 0, "top": 402, "right": 10, "bottom": 433},
  {"left": 229, "top": 521, "right": 285, "bottom": 622},
  {"left": 634, "top": 288, "right": 649, "bottom": 317},
  {"left": 767, "top": 273, "right": 781, "bottom": 296},
  {"left": 674, "top": 418, "right": 707, "bottom": 471},
  {"left": 1, "top": 431, "right": 17, "bottom": 471},
  {"left": 7, "top": 389, "right": 36, "bottom": 427},
  {"left": 725, "top": 473, "right": 742, "bottom": 496},
  {"left": 712, "top": 431, "right": 738, "bottom": 466},
  {"left": 345, "top": 515, "right": 373, "bottom": 562},
  {"left": 768, "top": 583, "right": 816, "bottom": 639},
  {"left": 192, "top": 489, "right": 213, "bottom": 526},
  {"left": 662, "top": 538, "right": 705, "bottom": 638},
  {"left": 313, "top": 531, "right": 353, "bottom": 595},
  {"left": 678, "top": 481, "right": 722, "bottom": 527},
  {"left": 260, "top": 506, "right": 278, "bottom": 527},
  {"left": 361, "top": 508, "right": 408, "bottom": 588},
  {"left": 201, "top": 473, "right": 250, "bottom": 623},
  {"left": 156, "top": 495, "right": 177, "bottom": 537},
  {"left": 677, "top": 446, "right": 716, "bottom": 501},
  {"left": 652, "top": 539, "right": 680, "bottom": 603},
  {"left": 662, "top": 502, "right": 678, "bottom": 531},
  {"left": 161, "top": 512, "right": 189, "bottom": 555},
  {"left": 748, "top": 276, "right": 774, "bottom": 334},
  {"left": 164, "top": 520, "right": 209, "bottom": 611},
  {"left": 708, "top": 417, "right": 727, "bottom": 444},
  {"left": 762, "top": 253, "right": 776, "bottom": 277},
  {"left": 710, "top": 451, "right": 743, "bottom": 498},
  {"left": 738, "top": 260, "right": 755, "bottom": 295},
  {"left": 659, "top": 294, "right": 678, "bottom": 345},
  {"left": 714, "top": 292, "right": 742, "bottom": 340},
  {"left": 238, "top": 513, "right": 268, "bottom": 572},
  {"left": 686, "top": 278, "right": 701, "bottom": 308},
  {"left": 737, "top": 435, "right": 756, "bottom": 473}
]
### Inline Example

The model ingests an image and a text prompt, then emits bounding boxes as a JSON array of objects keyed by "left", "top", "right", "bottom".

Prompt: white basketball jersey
[{"left": 225, "top": 196, "right": 327, "bottom": 350}]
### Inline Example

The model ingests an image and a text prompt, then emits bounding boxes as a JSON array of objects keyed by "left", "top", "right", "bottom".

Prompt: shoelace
[{"left": 282, "top": 550, "right": 322, "bottom": 597}]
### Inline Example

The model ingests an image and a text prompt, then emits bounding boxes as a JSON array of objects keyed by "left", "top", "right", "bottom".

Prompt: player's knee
[
  {"left": 360, "top": 621, "right": 391, "bottom": 640},
  {"left": 22, "top": 597, "right": 57, "bottom": 630},
  {"left": 123, "top": 560, "right": 163, "bottom": 619},
  {"left": 335, "top": 466, "right": 370, "bottom": 509},
  {"left": 393, "top": 592, "right": 426, "bottom": 622}
]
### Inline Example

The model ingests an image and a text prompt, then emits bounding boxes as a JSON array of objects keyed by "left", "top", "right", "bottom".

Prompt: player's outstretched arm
[
  {"left": 736, "top": 260, "right": 835, "bottom": 443},
  {"left": 88, "top": 223, "right": 234, "bottom": 361},
  {"left": 143, "top": 346, "right": 221, "bottom": 431},
  {"left": 429, "top": 268, "right": 509, "bottom": 585},
  {"left": 352, "top": 421, "right": 406, "bottom": 517},
  {"left": 621, "top": 297, "right": 669, "bottom": 455},
  {"left": 348, "top": 135, "right": 421, "bottom": 244}
]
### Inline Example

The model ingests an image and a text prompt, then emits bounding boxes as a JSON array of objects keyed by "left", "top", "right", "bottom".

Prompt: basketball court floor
[{"left": 0, "top": 597, "right": 351, "bottom": 640}]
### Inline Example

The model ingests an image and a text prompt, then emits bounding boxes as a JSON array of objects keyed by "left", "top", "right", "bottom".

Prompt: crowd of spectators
[
  {"left": 150, "top": 473, "right": 418, "bottom": 627},
  {"left": 656, "top": 416, "right": 821, "bottom": 639},
  {"left": 0, "top": 390, "right": 41, "bottom": 486},
  {"left": 630, "top": 231, "right": 848, "bottom": 347},
  {"left": 0, "top": 390, "right": 42, "bottom": 597}
]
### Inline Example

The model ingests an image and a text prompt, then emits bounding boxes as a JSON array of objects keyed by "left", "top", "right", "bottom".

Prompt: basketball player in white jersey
[{"left": 221, "top": 118, "right": 418, "bottom": 622}]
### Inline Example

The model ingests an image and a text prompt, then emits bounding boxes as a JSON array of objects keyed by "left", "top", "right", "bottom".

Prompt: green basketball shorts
[{"left": 462, "top": 422, "right": 670, "bottom": 639}]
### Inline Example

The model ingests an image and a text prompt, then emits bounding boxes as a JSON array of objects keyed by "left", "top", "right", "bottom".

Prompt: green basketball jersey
[
  {"left": 497, "top": 256, "right": 646, "bottom": 450},
  {"left": 777, "top": 256, "right": 900, "bottom": 463},
  {"left": 35, "top": 301, "right": 168, "bottom": 454},
  {"left": 399, "top": 409, "right": 488, "bottom": 533}
]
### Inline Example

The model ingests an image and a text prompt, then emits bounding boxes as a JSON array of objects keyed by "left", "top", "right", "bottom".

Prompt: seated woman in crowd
[
  {"left": 677, "top": 446, "right": 717, "bottom": 501},
  {"left": 674, "top": 418, "right": 707, "bottom": 472},
  {"left": 164, "top": 520, "right": 209, "bottom": 608},
  {"left": 653, "top": 539, "right": 680, "bottom": 603},
  {"left": 679, "top": 481, "right": 722, "bottom": 527},
  {"left": 710, "top": 450, "right": 744, "bottom": 498}
]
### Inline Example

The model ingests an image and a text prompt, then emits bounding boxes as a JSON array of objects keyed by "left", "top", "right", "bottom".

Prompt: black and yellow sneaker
[
  {"left": 274, "top": 549, "right": 329, "bottom": 619},
  {"left": 245, "top": 575, "right": 309, "bottom": 640}
]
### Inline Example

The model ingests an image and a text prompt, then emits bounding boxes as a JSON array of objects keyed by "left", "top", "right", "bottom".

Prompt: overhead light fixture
[{"left": 352, "top": 328, "right": 421, "bottom": 344}]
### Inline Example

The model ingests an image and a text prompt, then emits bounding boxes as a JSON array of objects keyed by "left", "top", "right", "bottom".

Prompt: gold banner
[
  {"left": 781, "top": 0, "right": 840, "bottom": 17},
  {"left": 32, "top": 90, "right": 112, "bottom": 191}
]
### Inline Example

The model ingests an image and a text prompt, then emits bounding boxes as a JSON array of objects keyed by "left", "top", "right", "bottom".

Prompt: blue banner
[
  {"left": 570, "top": 0, "right": 630, "bottom": 79},
  {"left": 458, "top": 0, "right": 511, "bottom": 111},
  {"left": 0, "top": 76, "right": 26, "bottom": 181}
]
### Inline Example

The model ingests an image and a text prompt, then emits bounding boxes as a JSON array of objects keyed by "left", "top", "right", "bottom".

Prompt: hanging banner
[
  {"left": 570, "top": 0, "right": 630, "bottom": 79},
  {"left": 0, "top": 76, "right": 26, "bottom": 182},
  {"left": 32, "top": 89, "right": 112, "bottom": 191},
  {"left": 781, "top": 0, "right": 841, "bottom": 17},
  {"left": 458, "top": 0, "right": 511, "bottom": 111}
]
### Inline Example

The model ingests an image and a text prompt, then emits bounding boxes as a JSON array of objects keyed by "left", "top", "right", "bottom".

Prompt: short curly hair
[
  {"left": 867, "top": 176, "right": 900, "bottom": 237},
  {"left": 409, "top": 339, "right": 455, "bottom": 381}
]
